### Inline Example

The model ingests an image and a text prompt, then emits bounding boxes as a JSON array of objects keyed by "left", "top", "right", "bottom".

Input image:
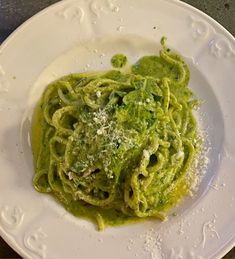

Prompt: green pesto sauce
[
  {"left": 32, "top": 39, "right": 199, "bottom": 230},
  {"left": 111, "top": 53, "right": 128, "bottom": 68}
]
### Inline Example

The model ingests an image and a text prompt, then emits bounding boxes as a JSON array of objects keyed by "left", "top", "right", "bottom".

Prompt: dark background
[{"left": 0, "top": 0, "right": 234, "bottom": 258}]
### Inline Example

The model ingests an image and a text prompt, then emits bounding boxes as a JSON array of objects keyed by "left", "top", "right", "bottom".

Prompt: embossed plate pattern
[{"left": 0, "top": 0, "right": 235, "bottom": 258}]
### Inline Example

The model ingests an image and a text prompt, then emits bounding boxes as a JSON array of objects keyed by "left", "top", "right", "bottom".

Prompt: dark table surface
[{"left": 0, "top": 0, "right": 234, "bottom": 258}]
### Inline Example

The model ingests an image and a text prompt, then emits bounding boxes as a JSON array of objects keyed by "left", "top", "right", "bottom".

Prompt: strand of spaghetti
[
  {"left": 57, "top": 82, "right": 78, "bottom": 105},
  {"left": 74, "top": 187, "right": 116, "bottom": 206},
  {"left": 48, "top": 160, "right": 63, "bottom": 192},
  {"left": 51, "top": 106, "right": 79, "bottom": 135},
  {"left": 160, "top": 50, "right": 188, "bottom": 85},
  {"left": 181, "top": 101, "right": 190, "bottom": 135},
  {"left": 161, "top": 78, "right": 170, "bottom": 112},
  {"left": 163, "top": 139, "right": 195, "bottom": 197},
  {"left": 49, "top": 136, "right": 67, "bottom": 162},
  {"left": 33, "top": 169, "right": 51, "bottom": 193}
]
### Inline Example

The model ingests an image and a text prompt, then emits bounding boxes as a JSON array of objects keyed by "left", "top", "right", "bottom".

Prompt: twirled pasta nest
[{"left": 32, "top": 39, "right": 200, "bottom": 230}]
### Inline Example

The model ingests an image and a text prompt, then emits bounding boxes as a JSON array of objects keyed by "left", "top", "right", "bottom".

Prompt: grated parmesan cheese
[
  {"left": 175, "top": 151, "right": 184, "bottom": 160},
  {"left": 96, "top": 91, "right": 101, "bottom": 98}
]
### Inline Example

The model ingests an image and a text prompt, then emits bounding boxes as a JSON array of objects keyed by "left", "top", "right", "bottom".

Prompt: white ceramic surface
[{"left": 0, "top": 0, "right": 235, "bottom": 258}]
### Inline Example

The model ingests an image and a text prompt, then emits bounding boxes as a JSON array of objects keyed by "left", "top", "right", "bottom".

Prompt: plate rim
[{"left": 0, "top": 0, "right": 234, "bottom": 258}]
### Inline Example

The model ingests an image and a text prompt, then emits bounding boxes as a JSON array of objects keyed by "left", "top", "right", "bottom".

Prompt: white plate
[{"left": 0, "top": 0, "right": 235, "bottom": 258}]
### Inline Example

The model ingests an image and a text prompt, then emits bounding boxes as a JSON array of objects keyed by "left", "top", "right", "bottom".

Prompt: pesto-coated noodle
[{"left": 32, "top": 38, "right": 200, "bottom": 230}]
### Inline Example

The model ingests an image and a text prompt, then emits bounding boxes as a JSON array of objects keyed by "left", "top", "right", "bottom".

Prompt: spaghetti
[{"left": 32, "top": 38, "right": 200, "bottom": 230}]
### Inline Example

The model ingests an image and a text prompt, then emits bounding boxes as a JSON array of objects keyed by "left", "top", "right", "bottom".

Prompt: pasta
[{"left": 32, "top": 38, "right": 200, "bottom": 230}]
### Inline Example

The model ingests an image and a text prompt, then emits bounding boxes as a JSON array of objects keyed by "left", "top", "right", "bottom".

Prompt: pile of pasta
[{"left": 32, "top": 39, "right": 199, "bottom": 230}]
